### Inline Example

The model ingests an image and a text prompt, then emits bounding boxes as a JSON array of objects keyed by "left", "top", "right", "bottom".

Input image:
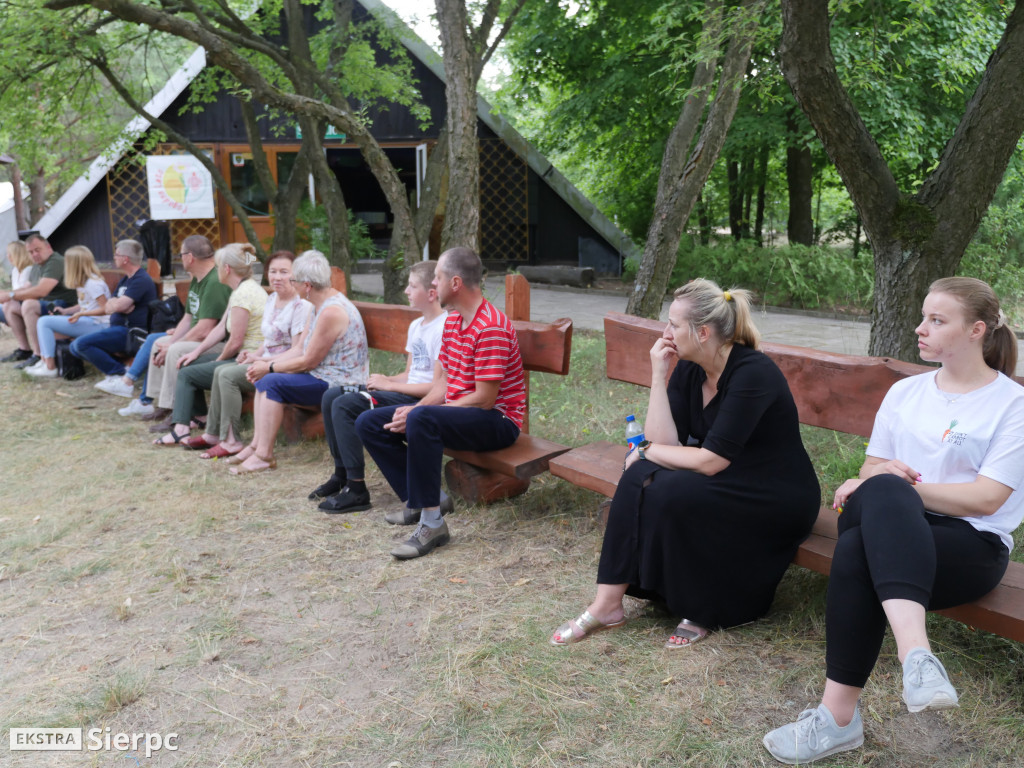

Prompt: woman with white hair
[
  {"left": 229, "top": 250, "right": 368, "bottom": 474},
  {"left": 153, "top": 243, "right": 266, "bottom": 446}
]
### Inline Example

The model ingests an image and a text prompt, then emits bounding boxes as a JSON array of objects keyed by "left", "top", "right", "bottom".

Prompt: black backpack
[
  {"left": 55, "top": 339, "right": 86, "bottom": 380},
  {"left": 148, "top": 296, "right": 185, "bottom": 332}
]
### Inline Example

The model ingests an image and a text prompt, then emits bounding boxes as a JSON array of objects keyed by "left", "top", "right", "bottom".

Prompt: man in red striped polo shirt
[{"left": 356, "top": 247, "right": 526, "bottom": 559}]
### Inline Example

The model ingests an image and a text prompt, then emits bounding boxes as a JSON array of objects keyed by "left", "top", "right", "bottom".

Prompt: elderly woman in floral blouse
[{"left": 229, "top": 250, "right": 368, "bottom": 474}]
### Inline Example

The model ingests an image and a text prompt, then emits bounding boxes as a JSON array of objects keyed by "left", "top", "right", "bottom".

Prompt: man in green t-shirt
[
  {"left": 141, "top": 235, "right": 232, "bottom": 426},
  {"left": 0, "top": 234, "right": 77, "bottom": 368}
]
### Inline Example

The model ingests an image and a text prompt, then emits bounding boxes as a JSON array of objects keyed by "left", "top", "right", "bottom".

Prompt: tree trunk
[
  {"left": 27, "top": 168, "right": 46, "bottom": 227},
  {"left": 10, "top": 163, "right": 27, "bottom": 232},
  {"left": 435, "top": 0, "right": 480, "bottom": 253},
  {"left": 785, "top": 111, "right": 813, "bottom": 246},
  {"left": 781, "top": 0, "right": 1024, "bottom": 359},
  {"left": 626, "top": 0, "right": 760, "bottom": 318},
  {"left": 754, "top": 144, "right": 768, "bottom": 246},
  {"left": 727, "top": 159, "right": 742, "bottom": 240},
  {"left": 697, "top": 192, "right": 711, "bottom": 245}
]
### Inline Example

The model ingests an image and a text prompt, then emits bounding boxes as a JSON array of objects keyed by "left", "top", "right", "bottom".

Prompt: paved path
[{"left": 351, "top": 273, "right": 873, "bottom": 356}]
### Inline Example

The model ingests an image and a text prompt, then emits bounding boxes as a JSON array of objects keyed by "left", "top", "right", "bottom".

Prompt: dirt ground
[{"left": 1, "top": 332, "right": 1022, "bottom": 767}]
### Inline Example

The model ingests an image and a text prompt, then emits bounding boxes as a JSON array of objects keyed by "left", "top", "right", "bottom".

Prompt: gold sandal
[
  {"left": 550, "top": 609, "right": 626, "bottom": 646},
  {"left": 665, "top": 619, "right": 709, "bottom": 649}
]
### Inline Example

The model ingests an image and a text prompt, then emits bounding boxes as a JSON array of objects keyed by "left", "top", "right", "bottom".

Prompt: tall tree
[
  {"left": 433, "top": 0, "right": 526, "bottom": 252},
  {"left": 781, "top": 0, "right": 1024, "bottom": 359},
  {"left": 626, "top": 0, "right": 760, "bottom": 318}
]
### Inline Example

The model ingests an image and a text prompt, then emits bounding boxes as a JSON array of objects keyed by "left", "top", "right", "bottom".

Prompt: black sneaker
[
  {"left": 2, "top": 348, "right": 32, "bottom": 363},
  {"left": 384, "top": 493, "right": 454, "bottom": 526},
  {"left": 309, "top": 474, "right": 345, "bottom": 500},
  {"left": 319, "top": 486, "right": 372, "bottom": 514},
  {"left": 14, "top": 354, "right": 41, "bottom": 370}
]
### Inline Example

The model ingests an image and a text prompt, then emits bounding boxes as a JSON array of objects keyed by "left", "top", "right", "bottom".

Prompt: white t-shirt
[
  {"left": 405, "top": 311, "right": 446, "bottom": 385},
  {"left": 11, "top": 265, "right": 31, "bottom": 290},
  {"left": 867, "top": 370, "right": 1024, "bottom": 551},
  {"left": 78, "top": 276, "right": 112, "bottom": 324}
]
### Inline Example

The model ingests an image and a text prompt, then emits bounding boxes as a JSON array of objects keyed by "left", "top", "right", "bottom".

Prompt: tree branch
[
  {"left": 89, "top": 52, "right": 266, "bottom": 259},
  {"left": 779, "top": 0, "right": 901, "bottom": 244}
]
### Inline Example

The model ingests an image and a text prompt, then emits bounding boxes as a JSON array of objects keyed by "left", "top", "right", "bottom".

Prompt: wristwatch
[
  {"left": 637, "top": 440, "right": 651, "bottom": 460},
  {"left": 269, "top": 362, "right": 275, "bottom": 373}
]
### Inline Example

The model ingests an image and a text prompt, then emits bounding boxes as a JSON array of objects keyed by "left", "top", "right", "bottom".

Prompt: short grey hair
[
  {"left": 116, "top": 239, "right": 145, "bottom": 266},
  {"left": 293, "top": 250, "right": 332, "bottom": 289}
]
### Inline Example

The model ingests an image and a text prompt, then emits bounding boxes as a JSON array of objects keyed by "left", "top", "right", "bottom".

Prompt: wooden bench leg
[
  {"left": 444, "top": 459, "right": 530, "bottom": 505},
  {"left": 281, "top": 406, "right": 324, "bottom": 444}
]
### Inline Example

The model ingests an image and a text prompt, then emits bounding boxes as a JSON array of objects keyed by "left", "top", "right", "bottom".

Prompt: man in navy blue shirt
[{"left": 69, "top": 239, "right": 157, "bottom": 377}]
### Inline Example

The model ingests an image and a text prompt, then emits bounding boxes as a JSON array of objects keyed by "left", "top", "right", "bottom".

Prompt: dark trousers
[
  {"left": 356, "top": 404, "right": 519, "bottom": 510},
  {"left": 69, "top": 326, "right": 131, "bottom": 376},
  {"left": 825, "top": 474, "right": 1007, "bottom": 688},
  {"left": 322, "top": 388, "right": 417, "bottom": 480}
]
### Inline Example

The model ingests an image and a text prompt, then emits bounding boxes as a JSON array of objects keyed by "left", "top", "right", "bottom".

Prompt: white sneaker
[
  {"left": 118, "top": 398, "right": 155, "bottom": 417},
  {"left": 95, "top": 376, "right": 135, "bottom": 398},
  {"left": 23, "top": 360, "right": 47, "bottom": 374},
  {"left": 26, "top": 363, "right": 58, "bottom": 378}
]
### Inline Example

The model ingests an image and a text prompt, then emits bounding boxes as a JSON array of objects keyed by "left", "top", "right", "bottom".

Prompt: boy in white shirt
[{"left": 312, "top": 260, "right": 447, "bottom": 515}]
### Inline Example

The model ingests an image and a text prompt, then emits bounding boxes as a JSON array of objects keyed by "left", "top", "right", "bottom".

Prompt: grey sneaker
[
  {"left": 385, "top": 493, "right": 454, "bottom": 526},
  {"left": 391, "top": 520, "right": 450, "bottom": 559},
  {"left": 902, "top": 648, "right": 958, "bottom": 713},
  {"left": 763, "top": 704, "right": 863, "bottom": 765}
]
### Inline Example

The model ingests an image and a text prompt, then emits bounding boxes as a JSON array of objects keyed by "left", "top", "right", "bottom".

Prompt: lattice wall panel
[
  {"left": 106, "top": 143, "right": 220, "bottom": 256},
  {"left": 479, "top": 138, "right": 528, "bottom": 262},
  {"left": 106, "top": 151, "right": 151, "bottom": 252}
]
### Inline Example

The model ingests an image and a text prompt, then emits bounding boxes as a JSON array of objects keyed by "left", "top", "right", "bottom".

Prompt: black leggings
[{"left": 825, "top": 474, "right": 1008, "bottom": 688}]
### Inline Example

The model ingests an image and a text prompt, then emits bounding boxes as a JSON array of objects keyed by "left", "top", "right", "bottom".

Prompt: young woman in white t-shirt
[
  {"left": 765, "top": 277, "right": 1024, "bottom": 764},
  {"left": 26, "top": 245, "right": 111, "bottom": 378}
]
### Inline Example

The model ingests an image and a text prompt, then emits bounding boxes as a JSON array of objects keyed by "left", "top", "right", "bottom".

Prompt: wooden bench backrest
[
  {"left": 355, "top": 301, "right": 572, "bottom": 376},
  {"left": 604, "top": 311, "right": 931, "bottom": 437}
]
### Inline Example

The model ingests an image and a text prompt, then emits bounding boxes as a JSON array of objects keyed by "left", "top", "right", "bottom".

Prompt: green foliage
[
  {"left": 672, "top": 239, "right": 874, "bottom": 310},
  {"left": 295, "top": 200, "right": 383, "bottom": 263}
]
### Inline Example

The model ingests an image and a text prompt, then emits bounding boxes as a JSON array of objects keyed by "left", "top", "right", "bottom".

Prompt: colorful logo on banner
[{"left": 146, "top": 156, "right": 215, "bottom": 219}]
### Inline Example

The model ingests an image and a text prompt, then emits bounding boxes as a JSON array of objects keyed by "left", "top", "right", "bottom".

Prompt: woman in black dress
[{"left": 551, "top": 278, "right": 820, "bottom": 648}]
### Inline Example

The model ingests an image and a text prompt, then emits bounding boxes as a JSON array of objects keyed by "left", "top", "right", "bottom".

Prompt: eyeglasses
[{"left": 180, "top": 251, "right": 192, "bottom": 258}]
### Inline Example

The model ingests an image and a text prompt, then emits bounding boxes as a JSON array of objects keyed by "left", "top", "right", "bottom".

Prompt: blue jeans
[
  {"left": 127, "top": 332, "right": 166, "bottom": 404},
  {"left": 69, "top": 326, "right": 133, "bottom": 376},
  {"left": 36, "top": 315, "right": 108, "bottom": 359},
  {"left": 356, "top": 405, "right": 519, "bottom": 510}
]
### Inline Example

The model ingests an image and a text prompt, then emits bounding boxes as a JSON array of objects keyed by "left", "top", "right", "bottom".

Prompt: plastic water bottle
[{"left": 625, "top": 414, "right": 645, "bottom": 449}]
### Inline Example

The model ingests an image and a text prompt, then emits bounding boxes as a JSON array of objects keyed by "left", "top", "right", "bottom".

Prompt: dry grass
[{"left": 0, "top": 331, "right": 1022, "bottom": 767}]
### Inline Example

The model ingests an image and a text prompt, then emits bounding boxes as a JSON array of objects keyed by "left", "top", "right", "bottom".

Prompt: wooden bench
[
  {"left": 548, "top": 311, "right": 1024, "bottom": 642},
  {"left": 282, "top": 271, "right": 573, "bottom": 504}
]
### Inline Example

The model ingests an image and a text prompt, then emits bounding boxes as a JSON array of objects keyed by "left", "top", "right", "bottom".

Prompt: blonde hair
[
  {"left": 673, "top": 278, "right": 760, "bottom": 349},
  {"left": 63, "top": 245, "right": 103, "bottom": 290},
  {"left": 214, "top": 242, "right": 259, "bottom": 281},
  {"left": 930, "top": 277, "right": 1017, "bottom": 377},
  {"left": 6, "top": 241, "right": 30, "bottom": 272}
]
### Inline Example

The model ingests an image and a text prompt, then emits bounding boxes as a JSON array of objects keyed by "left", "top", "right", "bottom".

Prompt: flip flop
[
  {"left": 550, "top": 609, "right": 626, "bottom": 646},
  {"left": 181, "top": 435, "right": 216, "bottom": 451},
  {"left": 199, "top": 444, "right": 238, "bottom": 460},
  {"left": 153, "top": 431, "right": 187, "bottom": 447},
  {"left": 665, "top": 619, "right": 709, "bottom": 649}
]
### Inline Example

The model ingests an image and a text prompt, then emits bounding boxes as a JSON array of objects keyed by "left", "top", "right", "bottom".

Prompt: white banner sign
[{"left": 146, "top": 155, "right": 215, "bottom": 219}]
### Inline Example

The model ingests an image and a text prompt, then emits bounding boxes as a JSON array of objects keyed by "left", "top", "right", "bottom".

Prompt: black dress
[{"left": 596, "top": 343, "right": 820, "bottom": 629}]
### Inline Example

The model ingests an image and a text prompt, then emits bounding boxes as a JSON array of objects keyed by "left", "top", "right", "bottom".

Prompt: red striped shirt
[{"left": 438, "top": 299, "right": 526, "bottom": 429}]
